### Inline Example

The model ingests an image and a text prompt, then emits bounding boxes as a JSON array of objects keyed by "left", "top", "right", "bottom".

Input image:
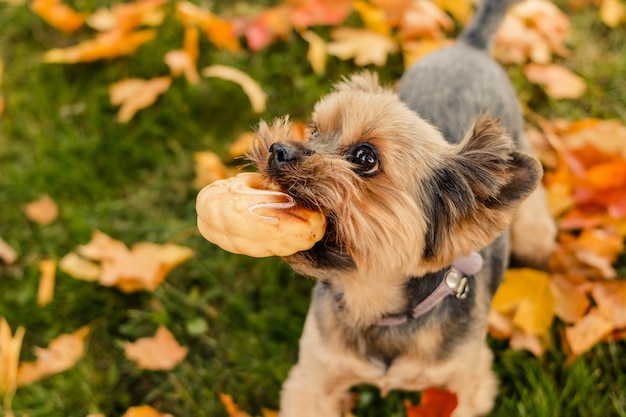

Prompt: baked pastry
[{"left": 196, "top": 172, "right": 326, "bottom": 257}]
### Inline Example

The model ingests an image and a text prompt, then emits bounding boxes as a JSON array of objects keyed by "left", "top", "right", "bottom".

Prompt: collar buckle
[{"left": 444, "top": 268, "right": 470, "bottom": 300}]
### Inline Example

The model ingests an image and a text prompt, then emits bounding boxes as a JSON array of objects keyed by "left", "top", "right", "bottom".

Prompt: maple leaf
[
  {"left": 0, "top": 236, "right": 18, "bottom": 265},
  {"left": 592, "top": 281, "right": 626, "bottom": 328},
  {"left": 164, "top": 27, "right": 200, "bottom": 84},
  {"left": 402, "top": 38, "right": 451, "bottom": 68},
  {"left": 59, "top": 252, "right": 101, "bottom": 281},
  {"left": 435, "top": 0, "right": 473, "bottom": 23},
  {"left": 492, "top": 269, "right": 556, "bottom": 337},
  {"left": 201, "top": 65, "right": 267, "bottom": 113},
  {"left": 175, "top": 1, "right": 240, "bottom": 52},
  {"left": 326, "top": 27, "right": 398, "bottom": 66},
  {"left": 399, "top": 0, "right": 454, "bottom": 41},
  {"left": 109, "top": 76, "right": 172, "bottom": 123},
  {"left": 43, "top": 29, "right": 157, "bottom": 63},
  {"left": 30, "top": 0, "right": 85, "bottom": 33},
  {"left": 288, "top": 0, "right": 353, "bottom": 27},
  {"left": 121, "top": 405, "right": 174, "bottom": 417},
  {"left": 238, "top": 5, "right": 292, "bottom": 51},
  {"left": 353, "top": 0, "right": 392, "bottom": 36},
  {"left": 0, "top": 318, "right": 25, "bottom": 396},
  {"left": 37, "top": 259, "right": 56, "bottom": 307},
  {"left": 124, "top": 326, "right": 188, "bottom": 371},
  {"left": 404, "top": 387, "right": 458, "bottom": 417},
  {"left": 565, "top": 308, "right": 615, "bottom": 357},
  {"left": 24, "top": 194, "right": 58, "bottom": 225},
  {"left": 86, "top": 0, "right": 166, "bottom": 32},
  {"left": 524, "top": 63, "right": 586, "bottom": 99},
  {"left": 17, "top": 326, "right": 89, "bottom": 385}
]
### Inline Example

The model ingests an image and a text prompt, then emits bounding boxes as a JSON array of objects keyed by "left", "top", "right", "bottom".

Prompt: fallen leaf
[
  {"left": 239, "top": 5, "right": 292, "bottom": 51},
  {"left": 37, "top": 259, "right": 56, "bottom": 307},
  {"left": 175, "top": 1, "right": 240, "bottom": 52},
  {"left": 0, "top": 318, "right": 25, "bottom": 396},
  {"left": 193, "top": 151, "right": 234, "bottom": 189},
  {"left": 30, "top": 0, "right": 85, "bottom": 33},
  {"left": 121, "top": 405, "right": 174, "bottom": 417},
  {"left": 86, "top": 0, "right": 165, "bottom": 32},
  {"left": 492, "top": 268, "right": 555, "bottom": 337},
  {"left": 109, "top": 76, "right": 172, "bottom": 123},
  {"left": 218, "top": 392, "right": 253, "bottom": 417},
  {"left": 202, "top": 65, "right": 267, "bottom": 113},
  {"left": 600, "top": 0, "right": 626, "bottom": 28},
  {"left": 565, "top": 308, "right": 614, "bottom": 357},
  {"left": 524, "top": 63, "right": 586, "bottom": 99},
  {"left": 124, "top": 326, "right": 188, "bottom": 370},
  {"left": 228, "top": 132, "right": 256, "bottom": 160},
  {"left": 288, "top": 0, "right": 353, "bottom": 27},
  {"left": 75, "top": 230, "right": 193, "bottom": 292},
  {"left": 402, "top": 38, "right": 451, "bottom": 68},
  {"left": 592, "top": 281, "right": 626, "bottom": 328},
  {"left": 549, "top": 274, "right": 591, "bottom": 324},
  {"left": 434, "top": 0, "right": 473, "bottom": 23},
  {"left": 59, "top": 252, "right": 101, "bottom": 281},
  {"left": 18, "top": 326, "right": 89, "bottom": 385},
  {"left": 353, "top": 0, "right": 392, "bottom": 36},
  {"left": 43, "top": 29, "right": 157, "bottom": 63},
  {"left": 400, "top": 0, "right": 454, "bottom": 40},
  {"left": 404, "top": 387, "right": 458, "bottom": 417},
  {"left": 510, "top": 331, "right": 545, "bottom": 357},
  {"left": 0, "top": 236, "right": 18, "bottom": 264},
  {"left": 300, "top": 30, "right": 327, "bottom": 74},
  {"left": 24, "top": 194, "right": 58, "bottom": 225},
  {"left": 326, "top": 27, "right": 398, "bottom": 66},
  {"left": 164, "top": 27, "right": 200, "bottom": 84}
]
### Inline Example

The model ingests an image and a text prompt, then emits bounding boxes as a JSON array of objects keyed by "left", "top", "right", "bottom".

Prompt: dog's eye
[{"left": 346, "top": 143, "right": 380, "bottom": 177}]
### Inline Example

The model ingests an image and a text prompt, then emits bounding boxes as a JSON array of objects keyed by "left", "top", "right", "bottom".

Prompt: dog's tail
[{"left": 457, "top": 0, "right": 520, "bottom": 51}]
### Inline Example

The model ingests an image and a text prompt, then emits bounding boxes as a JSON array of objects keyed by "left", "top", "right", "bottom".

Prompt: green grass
[{"left": 1, "top": 1, "right": 625, "bottom": 417}]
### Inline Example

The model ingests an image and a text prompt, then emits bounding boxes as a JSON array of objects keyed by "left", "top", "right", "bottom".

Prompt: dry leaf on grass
[
  {"left": 193, "top": 151, "right": 235, "bottom": 189},
  {"left": 600, "top": 0, "right": 626, "bottom": 27},
  {"left": 124, "top": 326, "right": 188, "bottom": 370},
  {"left": 288, "top": 0, "right": 353, "bottom": 27},
  {"left": 121, "top": 405, "right": 174, "bottom": 417},
  {"left": 353, "top": 0, "right": 392, "bottom": 36},
  {"left": 399, "top": 0, "right": 454, "bottom": 40},
  {"left": 175, "top": 1, "right": 240, "bottom": 52},
  {"left": 202, "top": 65, "right": 267, "bottom": 113},
  {"left": 219, "top": 392, "right": 253, "bottom": 417},
  {"left": 300, "top": 30, "right": 327, "bottom": 74},
  {"left": 404, "top": 387, "right": 458, "bottom": 417},
  {"left": 37, "top": 259, "right": 56, "bottom": 307},
  {"left": 524, "top": 63, "right": 586, "bottom": 99},
  {"left": 44, "top": 29, "right": 157, "bottom": 64},
  {"left": 0, "top": 318, "right": 25, "bottom": 395},
  {"left": 24, "top": 195, "right": 59, "bottom": 225},
  {"left": 326, "top": 27, "right": 398, "bottom": 67},
  {"left": 0, "top": 236, "right": 18, "bottom": 265},
  {"left": 239, "top": 4, "right": 292, "bottom": 51},
  {"left": 565, "top": 308, "right": 615, "bottom": 357},
  {"left": 59, "top": 252, "right": 100, "bottom": 281},
  {"left": 30, "top": 0, "right": 85, "bottom": 33},
  {"left": 109, "top": 76, "right": 172, "bottom": 123},
  {"left": 86, "top": 0, "right": 165, "bottom": 32},
  {"left": 18, "top": 326, "right": 89, "bottom": 385},
  {"left": 164, "top": 27, "right": 200, "bottom": 84}
]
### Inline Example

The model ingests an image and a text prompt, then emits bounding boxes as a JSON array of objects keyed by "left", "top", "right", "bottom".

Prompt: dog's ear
[
  {"left": 422, "top": 115, "right": 542, "bottom": 265},
  {"left": 334, "top": 71, "right": 386, "bottom": 94}
]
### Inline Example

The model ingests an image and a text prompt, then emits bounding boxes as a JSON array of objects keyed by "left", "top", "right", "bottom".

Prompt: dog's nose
[{"left": 269, "top": 142, "right": 297, "bottom": 166}]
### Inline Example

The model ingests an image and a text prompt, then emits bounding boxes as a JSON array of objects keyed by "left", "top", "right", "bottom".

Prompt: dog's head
[{"left": 249, "top": 72, "right": 542, "bottom": 279}]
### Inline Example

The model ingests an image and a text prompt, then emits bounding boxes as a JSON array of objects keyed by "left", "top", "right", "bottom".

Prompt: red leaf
[{"left": 404, "top": 387, "right": 458, "bottom": 417}]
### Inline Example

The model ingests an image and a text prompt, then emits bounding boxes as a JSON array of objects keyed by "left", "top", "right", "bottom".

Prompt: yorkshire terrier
[{"left": 248, "top": 0, "right": 555, "bottom": 415}]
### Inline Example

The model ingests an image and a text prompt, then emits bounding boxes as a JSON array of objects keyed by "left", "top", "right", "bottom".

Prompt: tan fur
[{"left": 248, "top": 72, "right": 543, "bottom": 416}]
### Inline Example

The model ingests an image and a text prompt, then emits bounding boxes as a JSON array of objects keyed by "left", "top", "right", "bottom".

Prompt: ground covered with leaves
[{"left": 1, "top": 0, "right": 626, "bottom": 416}]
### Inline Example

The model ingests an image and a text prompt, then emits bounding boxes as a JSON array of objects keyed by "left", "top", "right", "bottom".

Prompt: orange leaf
[
  {"left": 121, "top": 405, "right": 174, "bottom": 417},
  {"left": 288, "top": 0, "right": 353, "bottom": 27},
  {"left": 300, "top": 30, "right": 327, "bottom": 74},
  {"left": 549, "top": 275, "right": 591, "bottom": 324},
  {"left": 354, "top": 0, "right": 392, "bottom": 36},
  {"left": 86, "top": 0, "right": 165, "bottom": 32},
  {"left": 399, "top": 0, "right": 453, "bottom": 40},
  {"left": 193, "top": 151, "right": 234, "bottom": 189},
  {"left": 404, "top": 387, "right": 458, "bottom": 417},
  {"left": 0, "top": 318, "right": 25, "bottom": 396},
  {"left": 18, "top": 326, "right": 89, "bottom": 385},
  {"left": 565, "top": 308, "right": 614, "bottom": 357},
  {"left": 124, "top": 326, "right": 188, "bottom": 370},
  {"left": 164, "top": 26, "right": 200, "bottom": 84},
  {"left": 0, "top": 236, "right": 18, "bottom": 265},
  {"left": 201, "top": 65, "right": 267, "bottom": 113},
  {"left": 218, "top": 392, "right": 253, "bottom": 417},
  {"left": 30, "top": 0, "right": 85, "bottom": 33},
  {"left": 600, "top": 0, "right": 626, "bottom": 28},
  {"left": 59, "top": 252, "right": 101, "bottom": 281},
  {"left": 109, "top": 76, "right": 172, "bottom": 123},
  {"left": 24, "top": 194, "right": 59, "bottom": 225},
  {"left": 175, "top": 1, "right": 240, "bottom": 52},
  {"left": 37, "top": 259, "right": 56, "bottom": 307},
  {"left": 592, "top": 282, "right": 626, "bottom": 328},
  {"left": 43, "top": 29, "right": 157, "bottom": 63},
  {"left": 524, "top": 63, "right": 586, "bottom": 99},
  {"left": 326, "top": 27, "right": 398, "bottom": 66},
  {"left": 492, "top": 269, "right": 555, "bottom": 337}
]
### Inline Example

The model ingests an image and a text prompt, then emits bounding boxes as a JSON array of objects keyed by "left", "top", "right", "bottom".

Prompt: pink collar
[{"left": 375, "top": 252, "right": 483, "bottom": 326}]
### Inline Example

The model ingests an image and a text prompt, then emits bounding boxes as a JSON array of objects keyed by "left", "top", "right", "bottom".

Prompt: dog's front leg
[{"left": 279, "top": 311, "right": 362, "bottom": 417}]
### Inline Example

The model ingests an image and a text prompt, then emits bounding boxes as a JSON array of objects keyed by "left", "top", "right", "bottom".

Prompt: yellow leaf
[
  {"left": 59, "top": 252, "right": 101, "bottom": 281},
  {"left": 524, "top": 63, "right": 586, "bottom": 99},
  {"left": 565, "top": 308, "right": 614, "bottom": 357},
  {"left": 353, "top": 0, "right": 392, "bottom": 36},
  {"left": 402, "top": 38, "right": 451, "bottom": 68},
  {"left": 175, "top": 1, "right": 240, "bottom": 52},
  {"left": 24, "top": 195, "right": 58, "bottom": 225},
  {"left": 124, "top": 326, "right": 188, "bottom": 370},
  {"left": 37, "top": 259, "right": 56, "bottom": 307},
  {"left": 86, "top": 0, "right": 165, "bottom": 32},
  {"left": 193, "top": 151, "right": 234, "bottom": 189},
  {"left": 492, "top": 268, "right": 555, "bottom": 336},
  {"left": 30, "top": 0, "right": 85, "bottom": 33},
  {"left": 300, "top": 30, "right": 327, "bottom": 74},
  {"left": 600, "top": 0, "right": 626, "bottom": 28},
  {"left": 121, "top": 405, "right": 173, "bottom": 417},
  {"left": 434, "top": 0, "right": 472, "bottom": 23},
  {"left": 109, "top": 76, "right": 172, "bottom": 123},
  {"left": 18, "top": 326, "right": 89, "bottom": 385},
  {"left": 202, "top": 65, "right": 267, "bottom": 113},
  {"left": 326, "top": 27, "right": 398, "bottom": 67},
  {"left": 0, "top": 318, "right": 25, "bottom": 396},
  {"left": 164, "top": 26, "right": 200, "bottom": 84},
  {"left": 0, "top": 236, "right": 18, "bottom": 265}
]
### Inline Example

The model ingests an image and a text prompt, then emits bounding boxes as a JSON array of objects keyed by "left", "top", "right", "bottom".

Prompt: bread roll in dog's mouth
[{"left": 196, "top": 172, "right": 327, "bottom": 257}]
